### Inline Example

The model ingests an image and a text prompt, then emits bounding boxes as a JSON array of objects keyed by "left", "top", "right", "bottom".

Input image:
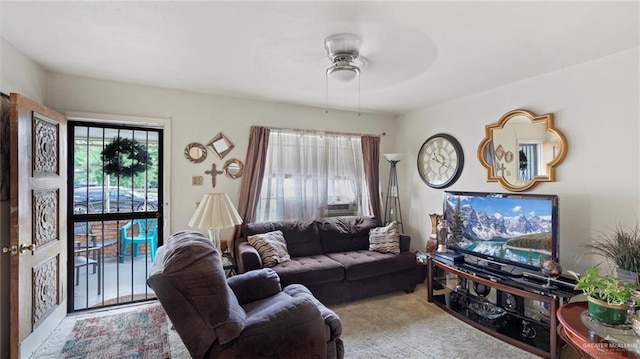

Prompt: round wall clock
[{"left": 417, "top": 133, "right": 464, "bottom": 188}]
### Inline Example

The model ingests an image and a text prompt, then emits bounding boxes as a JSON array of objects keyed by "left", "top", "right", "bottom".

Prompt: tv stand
[
  {"left": 428, "top": 256, "right": 577, "bottom": 359},
  {"left": 463, "top": 258, "right": 525, "bottom": 278}
]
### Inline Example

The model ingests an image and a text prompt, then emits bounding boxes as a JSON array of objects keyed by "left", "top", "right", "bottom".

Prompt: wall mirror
[
  {"left": 207, "top": 132, "right": 235, "bottom": 159},
  {"left": 223, "top": 158, "right": 244, "bottom": 179},
  {"left": 477, "top": 109, "right": 567, "bottom": 192},
  {"left": 184, "top": 142, "right": 207, "bottom": 163}
]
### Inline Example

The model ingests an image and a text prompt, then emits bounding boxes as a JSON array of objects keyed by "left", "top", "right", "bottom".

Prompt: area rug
[{"left": 31, "top": 302, "right": 171, "bottom": 359}]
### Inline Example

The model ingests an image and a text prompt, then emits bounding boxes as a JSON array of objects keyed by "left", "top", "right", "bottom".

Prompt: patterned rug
[{"left": 31, "top": 302, "right": 170, "bottom": 359}]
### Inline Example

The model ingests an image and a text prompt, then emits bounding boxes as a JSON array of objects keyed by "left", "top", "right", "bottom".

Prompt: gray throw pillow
[
  {"left": 368, "top": 221, "right": 400, "bottom": 254},
  {"left": 248, "top": 230, "right": 291, "bottom": 267}
]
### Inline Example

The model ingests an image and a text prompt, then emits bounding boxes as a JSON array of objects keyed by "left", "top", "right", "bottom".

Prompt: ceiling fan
[{"left": 324, "top": 33, "right": 364, "bottom": 82}]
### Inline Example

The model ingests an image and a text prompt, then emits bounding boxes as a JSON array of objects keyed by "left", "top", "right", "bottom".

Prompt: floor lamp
[
  {"left": 383, "top": 153, "right": 404, "bottom": 233},
  {"left": 188, "top": 193, "right": 243, "bottom": 253}
]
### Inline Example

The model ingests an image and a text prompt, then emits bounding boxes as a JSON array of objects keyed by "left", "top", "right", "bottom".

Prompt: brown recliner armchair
[{"left": 147, "top": 230, "right": 343, "bottom": 359}]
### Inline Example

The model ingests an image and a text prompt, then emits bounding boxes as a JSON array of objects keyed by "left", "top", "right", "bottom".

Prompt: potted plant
[
  {"left": 584, "top": 222, "right": 640, "bottom": 284},
  {"left": 568, "top": 267, "right": 639, "bottom": 325}
]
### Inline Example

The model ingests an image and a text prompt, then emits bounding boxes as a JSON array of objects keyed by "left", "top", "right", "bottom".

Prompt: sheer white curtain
[{"left": 255, "top": 129, "right": 370, "bottom": 222}]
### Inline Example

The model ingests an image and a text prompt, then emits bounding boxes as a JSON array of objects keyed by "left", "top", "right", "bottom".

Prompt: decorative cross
[
  {"left": 497, "top": 163, "right": 507, "bottom": 177},
  {"left": 205, "top": 163, "right": 223, "bottom": 188}
]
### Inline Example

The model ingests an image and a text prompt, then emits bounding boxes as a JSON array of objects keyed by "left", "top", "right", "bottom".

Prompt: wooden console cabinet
[{"left": 427, "top": 256, "right": 577, "bottom": 359}]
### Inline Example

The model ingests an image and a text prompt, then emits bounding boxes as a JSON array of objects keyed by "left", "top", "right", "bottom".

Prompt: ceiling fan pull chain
[
  {"left": 325, "top": 71, "right": 329, "bottom": 114},
  {"left": 358, "top": 74, "right": 361, "bottom": 116}
]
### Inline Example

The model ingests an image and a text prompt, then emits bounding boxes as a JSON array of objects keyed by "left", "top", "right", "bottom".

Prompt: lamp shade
[
  {"left": 327, "top": 63, "right": 360, "bottom": 82},
  {"left": 383, "top": 153, "right": 402, "bottom": 162},
  {"left": 188, "top": 193, "right": 243, "bottom": 230}
]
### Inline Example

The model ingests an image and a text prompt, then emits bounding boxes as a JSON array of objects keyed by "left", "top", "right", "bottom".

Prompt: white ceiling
[{"left": 1, "top": 1, "right": 638, "bottom": 115}]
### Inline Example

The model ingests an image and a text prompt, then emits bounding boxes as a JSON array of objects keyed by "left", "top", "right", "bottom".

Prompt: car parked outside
[{"left": 73, "top": 186, "right": 158, "bottom": 214}]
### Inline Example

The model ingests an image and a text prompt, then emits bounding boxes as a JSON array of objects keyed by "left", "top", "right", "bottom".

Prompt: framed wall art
[
  {"left": 184, "top": 142, "right": 207, "bottom": 163},
  {"left": 207, "top": 132, "right": 234, "bottom": 159}
]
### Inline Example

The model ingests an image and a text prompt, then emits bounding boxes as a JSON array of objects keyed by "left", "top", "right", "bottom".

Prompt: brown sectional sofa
[{"left": 235, "top": 216, "right": 417, "bottom": 305}]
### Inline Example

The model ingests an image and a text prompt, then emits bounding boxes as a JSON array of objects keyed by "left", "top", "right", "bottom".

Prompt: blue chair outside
[{"left": 120, "top": 218, "right": 158, "bottom": 263}]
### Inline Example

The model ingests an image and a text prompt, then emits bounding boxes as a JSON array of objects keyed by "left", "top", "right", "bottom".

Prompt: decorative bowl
[{"left": 469, "top": 301, "right": 507, "bottom": 320}]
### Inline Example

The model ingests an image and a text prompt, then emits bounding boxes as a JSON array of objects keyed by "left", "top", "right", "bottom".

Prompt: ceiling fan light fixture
[{"left": 326, "top": 62, "right": 360, "bottom": 82}]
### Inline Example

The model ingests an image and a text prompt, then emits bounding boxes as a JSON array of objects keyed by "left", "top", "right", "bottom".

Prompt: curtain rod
[{"left": 266, "top": 126, "right": 385, "bottom": 138}]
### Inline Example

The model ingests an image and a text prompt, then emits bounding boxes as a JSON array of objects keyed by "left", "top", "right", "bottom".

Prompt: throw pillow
[
  {"left": 368, "top": 221, "right": 400, "bottom": 254},
  {"left": 247, "top": 230, "right": 291, "bottom": 267}
]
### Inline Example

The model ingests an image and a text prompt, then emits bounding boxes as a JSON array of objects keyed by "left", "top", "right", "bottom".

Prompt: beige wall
[
  {"left": 44, "top": 73, "right": 399, "bottom": 241},
  {"left": 396, "top": 48, "right": 640, "bottom": 274},
  {"left": 0, "top": 36, "right": 48, "bottom": 359}
]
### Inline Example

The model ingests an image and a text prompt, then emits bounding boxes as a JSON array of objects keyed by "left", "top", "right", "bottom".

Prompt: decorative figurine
[
  {"left": 437, "top": 217, "right": 448, "bottom": 253},
  {"left": 541, "top": 260, "right": 563, "bottom": 288}
]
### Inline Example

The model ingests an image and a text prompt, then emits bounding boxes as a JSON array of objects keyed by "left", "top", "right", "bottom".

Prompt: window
[{"left": 255, "top": 129, "right": 370, "bottom": 222}]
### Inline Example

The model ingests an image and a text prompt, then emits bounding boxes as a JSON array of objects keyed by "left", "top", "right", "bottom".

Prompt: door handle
[
  {"left": 2, "top": 245, "right": 18, "bottom": 255},
  {"left": 19, "top": 243, "right": 36, "bottom": 254}
]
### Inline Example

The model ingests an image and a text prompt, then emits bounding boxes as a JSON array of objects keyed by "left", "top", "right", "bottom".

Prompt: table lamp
[{"left": 188, "top": 193, "right": 243, "bottom": 253}]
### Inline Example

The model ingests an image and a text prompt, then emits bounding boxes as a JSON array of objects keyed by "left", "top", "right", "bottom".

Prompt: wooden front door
[{"left": 6, "top": 93, "right": 67, "bottom": 359}]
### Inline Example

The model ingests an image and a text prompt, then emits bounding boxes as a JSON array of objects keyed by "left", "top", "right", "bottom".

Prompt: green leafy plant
[
  {"left": 568, "top": 267, "right": 639, "bottom": 306},
  {"left": 584, "top": 222, "right": 640, "bottom": 273}
]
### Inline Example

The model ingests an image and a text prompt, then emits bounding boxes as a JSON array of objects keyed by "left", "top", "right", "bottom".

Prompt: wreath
[{"left": 101, "top": 137, "right": 151, "bottom": 177}]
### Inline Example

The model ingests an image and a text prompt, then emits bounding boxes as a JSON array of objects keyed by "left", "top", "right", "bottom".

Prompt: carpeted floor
[
  {"left": 331, "top": 284, "right": 577, "bottom": 359},
  {"left": 164, "top": 283, "right": 578, "bottom": 358},
  {"left": 33, "top": 284, "right": 580, "bottom": 358}
]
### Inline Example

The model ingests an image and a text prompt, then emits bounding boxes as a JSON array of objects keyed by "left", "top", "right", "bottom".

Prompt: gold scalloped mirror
[{"left": 477, "top": 109, "right": 567, "bottom": 192}]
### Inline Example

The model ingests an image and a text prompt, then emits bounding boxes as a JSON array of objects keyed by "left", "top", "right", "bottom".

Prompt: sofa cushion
[
  {"left": 248, "top": 230, "right": 291, "bottom": 267},
  {"left": 368, "top": 221, "right": 400, "bottom": 254},
  {"left": 271, "top": 255, "right": 345, "bottom": 286},
  {"left": 317, "top": 216, "right": 380, "bottom": 253},
  {"left": 243, "top": 219, "right": 322, "bottom": 257},
  {"left": 326, "top": 250, "right": 416, "bottom": 281}
]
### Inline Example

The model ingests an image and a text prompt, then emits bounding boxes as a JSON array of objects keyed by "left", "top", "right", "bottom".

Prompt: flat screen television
[{"left": 443, "top": 190, "right": 559, "bottom": 272}]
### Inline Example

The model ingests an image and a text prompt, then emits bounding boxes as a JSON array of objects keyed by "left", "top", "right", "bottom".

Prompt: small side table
[
  {"left": 222, "top": 252, "right": 238, "bottom": 278},
  {"left": 557, "top": 302, "right": 640, "bottom": 359}
]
